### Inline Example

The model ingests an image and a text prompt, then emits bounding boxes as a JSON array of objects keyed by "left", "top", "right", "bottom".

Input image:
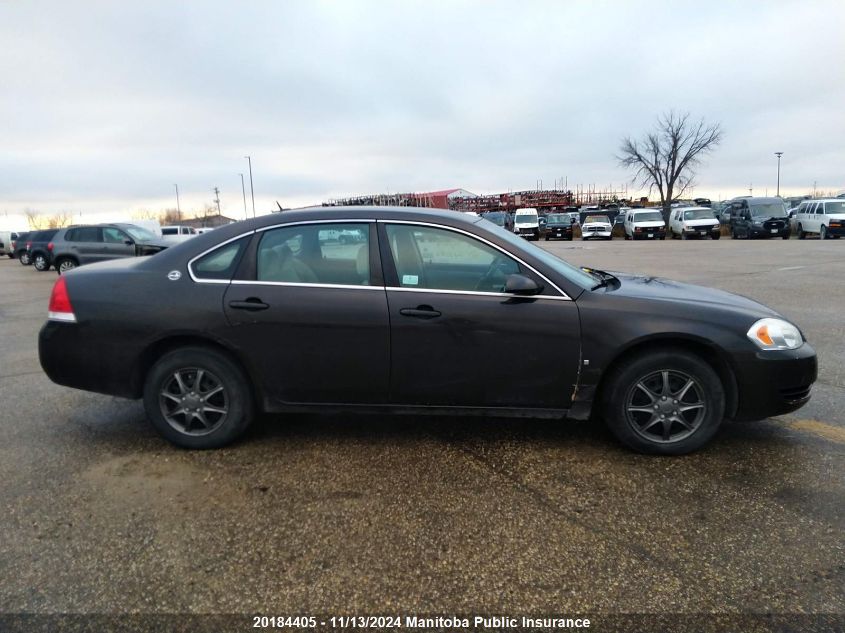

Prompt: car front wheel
[
  {"left": 33, "top": 254, "right": 50, "bottom": 271},
  {"left": 821, "top": 225, "right": 829, "bottom": 240},
  {"left": 601, "top": 350, "right": 725, "bottom": 455},
  {"left": 143, "top": 346, "right": 254, "bottom": 449}
]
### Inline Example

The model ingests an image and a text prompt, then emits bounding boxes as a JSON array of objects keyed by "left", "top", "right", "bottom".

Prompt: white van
[
  {"left": 794, "top": 199, "right": 845, "bottom": 240},
  {"left": 624, "top": 209, "right": 667, "bottom": 240},
  {"left": 669, "top": 206, "right": 721, "bottom": 240},
  {"left": 513, "top": 208, "right": 540, "bottom": 240}
]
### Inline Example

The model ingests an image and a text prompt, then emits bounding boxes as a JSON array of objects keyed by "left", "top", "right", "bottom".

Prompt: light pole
[
  {"left": 174, "top": 184, "right": 182, "bottom": 222},
  {"left": 774, "top": 152, "right": 783, "bottom": 197},
  {"left": 239, "top": 173, "right": 248, "bottom": 220},
  {"left": 244, "top": 156, "right": 256, "bottom": 218}
]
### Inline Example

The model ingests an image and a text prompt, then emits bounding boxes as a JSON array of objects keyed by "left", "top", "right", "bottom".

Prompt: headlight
[
  {"left": 746, "top": 318, "right": 803, "bottom": 350},
  {"left": 752, "top": 220, "right": 763, "bottom": 226}
]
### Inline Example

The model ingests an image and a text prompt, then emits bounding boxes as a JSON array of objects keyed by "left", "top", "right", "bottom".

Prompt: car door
[
  {"left": 222, "top": 221, "right": 390, "bottom": 406},
  {"left": 380, "top": 221, "right": 581, "bottom": 409},
  {"left": 67, "top": 226, "right": 104, "bottom": 264},
  {"left": 101, "top": 227, "right": 137, "bottom": 260}
]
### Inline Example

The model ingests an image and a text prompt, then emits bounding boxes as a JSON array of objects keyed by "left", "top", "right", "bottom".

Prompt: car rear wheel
[
  {"left": 55, "top": 258, "right": 77, "bottom": 274},
  {"left": 19, "top": 252, "right": 31, "bottom": 265},
  {"left": 33, "top": 254, "right": 50, "bottom": 271},
  {"left": 601, "top": 350, "right": 725, "bottom": 455},
  {"left": 143, "top": 346, "right": 254, "bottom": 449},
  {"left": 798, "top": 224, "right": 806, "bottom": 239}
]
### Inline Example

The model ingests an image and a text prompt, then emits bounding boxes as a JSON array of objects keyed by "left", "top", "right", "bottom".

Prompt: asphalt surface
[{"left": 0, "top": 238, "right": 843, "bottom": 630}]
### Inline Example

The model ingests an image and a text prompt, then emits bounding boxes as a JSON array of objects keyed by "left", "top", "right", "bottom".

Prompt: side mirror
[
  {"left": 124, "top": 239, "right": 134, "bottom": 246},
  {"left": 505, "top": 274, "right": 542, "bottom": 296}
]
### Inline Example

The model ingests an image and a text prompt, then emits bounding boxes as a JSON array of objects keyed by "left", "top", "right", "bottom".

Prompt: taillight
[
  {"left": 48, "top": 242, "right": 54, "bottom": 251},
  {"left": 48, "top": 277, "right": 76, "bottom": 323},
  {"left": 26, "top": 241, "right": 32, "bottom": 249}
]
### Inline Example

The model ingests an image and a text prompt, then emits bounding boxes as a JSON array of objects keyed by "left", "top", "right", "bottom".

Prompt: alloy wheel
[
  {"left": 58, "top": 260, "right": 76, "bottom": 273},
  {"left": 159, "top": 367, "right": 229, "bottom": 436},
  {"left": 625, "top": 369, "right": 706, "bottom": 444}
]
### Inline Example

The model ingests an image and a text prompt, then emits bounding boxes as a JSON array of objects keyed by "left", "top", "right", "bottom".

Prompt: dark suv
[
  {"left": 11, "top": 232, "right": 32, "bottom": 264},
  {"left": 27, "top": 229, "right": 61, "bottom": 272},
  {"left": 727, "top": 197, "right": 790, "bottom": 239},
  {"left": 50, "top": 223, "right": 170, "bottom": 274}
]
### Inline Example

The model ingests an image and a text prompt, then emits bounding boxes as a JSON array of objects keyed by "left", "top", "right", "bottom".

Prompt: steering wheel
[{"left": 475, "top": 255, "right": 510, "bottom": 291}]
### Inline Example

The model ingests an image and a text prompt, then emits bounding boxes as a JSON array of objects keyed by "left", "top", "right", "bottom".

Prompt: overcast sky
[{"left": 1, "top": 1, "right": 843, "bottom": 226}]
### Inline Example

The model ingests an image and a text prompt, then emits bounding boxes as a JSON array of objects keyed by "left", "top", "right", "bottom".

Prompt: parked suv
[
  {"left": 793, "top": 199, "right": 845, "bottom": 240},
  {"left": 27, "top": 229, "right": 61, "bottom": 272},
  {"left": 543, "top": 213, "right": 575, "bottom": 241},
  {"left": 50, "top": 223, "right": 170, "bottom": 274},
  {"left": 727, "top": 197, "right": 789, "bottom": 239},
  {"left": 11, "top": 231, "right": 32, "bottom": 264}
]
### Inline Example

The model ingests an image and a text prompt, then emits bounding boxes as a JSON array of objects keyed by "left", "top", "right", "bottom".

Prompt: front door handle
[
  {"left": 399, "top": 305, "right": 441, "bottom": 319},
  {"left": 228, "top": 298, "right": 269, "bottom": 311}
]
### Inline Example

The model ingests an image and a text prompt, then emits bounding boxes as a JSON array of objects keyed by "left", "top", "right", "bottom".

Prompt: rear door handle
[
  {"left": 228, "top": 298, "right": 269, "bottom": 311},
  {"left": 399, "top": 306, "right": 441, "bottom": 319}
]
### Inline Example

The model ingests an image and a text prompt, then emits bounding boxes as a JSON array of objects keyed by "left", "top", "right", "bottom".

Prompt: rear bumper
[
  {"left": 39, "top": 321, "right": 141, "bottom": 399},
  {"left": 731, "top": 343, "right": 817, "bottom": 421}
]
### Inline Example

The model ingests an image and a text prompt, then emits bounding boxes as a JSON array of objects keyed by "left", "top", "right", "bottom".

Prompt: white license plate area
[{"left": 770, "top": 229, "right": 778, "bottom": 234}]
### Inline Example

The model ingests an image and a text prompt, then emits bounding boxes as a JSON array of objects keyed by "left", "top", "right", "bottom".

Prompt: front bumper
[
  {"left": 682, "top": 227, "right": 720, "bottom": 238},
  {"left": 633, "top": 229, "right": 666, "bottom": 239},
  {"left": 825, "top": 223, "right": 845, "bottom": 237},
  {"left": 583, "top": 228, "right": 612, "bottom": 239},
  {"left": 749, "top": 226, "right": 790, "bottom": 238},
  {"left": 546, "top": 227, "right": 573, "bottom": 239},
  {"left": 731, "top": 343, "right": 817, "bottom": 421}
]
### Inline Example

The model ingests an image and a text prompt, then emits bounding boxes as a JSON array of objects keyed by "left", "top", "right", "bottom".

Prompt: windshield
[
  {"left": 585, "top": 215, "right": 610, "bottom": 224},
  {"left": 514, "top": 212, "right": 538, "bottom": 224},
  {"left": 546, "top": 214, "right": 568, "bottom": 223},
  {"left": 634, "top": 211, "right": 664, "bottom": 222},
  {"left": 750, "top": 203, "right": 786, "bottom": 218},
  {"left": 118, "top": 224, "right": 158, "bottom": 241},
  {"left": 684, "top": 209, "right": 716, "bottom": 220},
  {"left": 483, "top": 212, "right": 505, "bottom": 226},
  {"left": 476, "top": 219, "right": 594, "bottom": 290}
]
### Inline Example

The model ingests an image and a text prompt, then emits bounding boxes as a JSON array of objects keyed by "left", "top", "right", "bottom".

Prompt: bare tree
[{"left": 619, "top": 111, "right": 722, "bottom": 220}]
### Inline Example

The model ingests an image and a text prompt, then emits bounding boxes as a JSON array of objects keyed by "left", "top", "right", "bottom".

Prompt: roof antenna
[{"left": 276, "top": 201, "right": 283, "bottom": 212}]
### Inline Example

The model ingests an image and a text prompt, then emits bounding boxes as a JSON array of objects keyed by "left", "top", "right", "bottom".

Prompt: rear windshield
[{"left": 634, "top": 211, "right": 664, "bottom": 222}]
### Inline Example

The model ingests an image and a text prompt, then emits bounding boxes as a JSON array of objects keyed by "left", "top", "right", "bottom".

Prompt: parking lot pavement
[{"left": 0, "top": 242, "right": 843, "bottom": 623}]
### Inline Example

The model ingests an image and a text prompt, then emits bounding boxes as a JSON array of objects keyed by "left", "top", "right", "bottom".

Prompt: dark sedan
[
  {"left": 39, "top": 207, "right": 817, "bottom": 454},
  {"left": 543, "top": 213, "right": 575, "bottom": 241}
]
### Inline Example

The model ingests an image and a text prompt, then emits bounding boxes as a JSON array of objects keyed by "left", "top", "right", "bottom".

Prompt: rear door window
[{"left": 67, "top": 227, "right": 102, "bottom": 242}]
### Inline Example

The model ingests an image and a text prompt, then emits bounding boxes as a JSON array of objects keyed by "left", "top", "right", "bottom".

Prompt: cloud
[{"left": 0, "top": 0, "right": 843, "bottom": 223}]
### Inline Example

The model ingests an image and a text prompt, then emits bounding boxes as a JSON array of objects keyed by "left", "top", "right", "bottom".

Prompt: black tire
[
  {"left": 601, "top": 349, "right": 725, "bottom": 455},
  {"left": 544, "top": 235, "right": 549, "bottom": 241},
  {"left": 821, "top": 225, "right": 829, "bottom": 240},
  {"left": 19, "top": 252, "right": 31, "bottom": 265},
  {"left": 782, "top": 233, "right": 790, "bottom": 240},
  {"left": 33, "top": 253, "right": 50, "bottom": 271},
  {"left": 143, "top": 346, "right": 254, "bottom": 449},
  {"left": 55, "top": 257, "right": 78, "bottom": 274},
  {"left": 6, "top": 254, "right": 12, "bottom": 259},
  {"left": 798, "top": 224, "right": 806, "bottom": 239}
]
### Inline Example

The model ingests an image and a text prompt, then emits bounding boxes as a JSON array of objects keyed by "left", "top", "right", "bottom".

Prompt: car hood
[
  {"left": 136, "top": 239, "right": 171, "bottom": 252},
  {"left": 609, "top": 272, "right": 780, "bottom": 318}
]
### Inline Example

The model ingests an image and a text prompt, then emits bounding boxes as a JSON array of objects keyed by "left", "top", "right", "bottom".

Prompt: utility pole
[
  {"left": 774, "top": 152, "right": 783, "bottom": 197},
  {"left": 749, "top": 183, "right": 753, "bottom": 196},
  {"left": 239, "top": 174, "right": 248, "bottom": 220},
  {"left": 174, "top": 184, "right": 181, "bottom": 222},
  {"left": 213, "top": 187, "right": 221, "bottom": 216},
  {"left": 244, "top": 156, "right": 256, "bottom": 218}
]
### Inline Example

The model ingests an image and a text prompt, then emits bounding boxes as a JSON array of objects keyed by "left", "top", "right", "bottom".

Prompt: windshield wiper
[{"left": 582, "top": 267, "right": 619, "bottom": 291}]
